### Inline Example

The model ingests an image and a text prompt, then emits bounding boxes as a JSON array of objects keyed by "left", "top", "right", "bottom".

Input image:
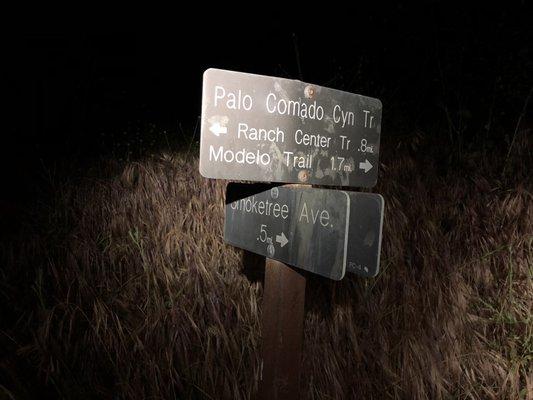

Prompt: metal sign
[
  {"left": 225, "top": 184, "right": 384, "bottom": 279},
  {"left": 201, "top": 68, "right": 382, "bottom": 188}
]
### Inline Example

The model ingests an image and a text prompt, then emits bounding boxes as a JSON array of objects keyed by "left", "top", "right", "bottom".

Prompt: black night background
[{"left": 2, "top": 4, "right": 532, "bottom": 399}]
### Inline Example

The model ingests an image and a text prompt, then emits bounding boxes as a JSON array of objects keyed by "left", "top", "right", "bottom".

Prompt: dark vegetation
[{"left": 1, "top": 130, "right": 531, "bottom": 399}]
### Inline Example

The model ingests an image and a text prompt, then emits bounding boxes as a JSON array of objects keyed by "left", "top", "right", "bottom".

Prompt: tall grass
[{"left": 1, "top": 130, "right": 532, "bottom": 399}]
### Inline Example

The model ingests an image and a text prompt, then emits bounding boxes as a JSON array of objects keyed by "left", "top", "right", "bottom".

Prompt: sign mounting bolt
[
  {"left": 304, "top": 85, "right": 315, "bottom": 99},
  {"left": 298, "top": 170, "right": 309, "bottom": 182}
]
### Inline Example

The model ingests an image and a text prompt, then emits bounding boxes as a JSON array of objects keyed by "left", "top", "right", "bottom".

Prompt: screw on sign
[{"left": 200, "top": 69, "right": 384, "bottom": 399}]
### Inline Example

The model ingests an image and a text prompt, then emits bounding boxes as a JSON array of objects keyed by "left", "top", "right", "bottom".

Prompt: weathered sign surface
[
  {"left": 201, "top": 69, "right": 382, "bottom": 188},
  {"left": 224, "top": 184, "right": 384, "bottom": 279}
]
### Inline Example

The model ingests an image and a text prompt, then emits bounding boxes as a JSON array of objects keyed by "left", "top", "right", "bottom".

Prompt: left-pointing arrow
[
  {"left": 209, "top": 122, "right": 228, "bottom": 136},
  {"left": 275, "top": 232, "right": 288, "bottom": 248}
]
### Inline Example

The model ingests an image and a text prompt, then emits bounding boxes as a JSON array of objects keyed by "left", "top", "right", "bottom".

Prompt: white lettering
[
  {"left": 238, "top": 123, "right": 285, "bottom": 142},
  {"left": 333, "top": 104, "right": 340, "bottom": 124},
  {"left": 214, "top": 86, "right": 225, "bottom": 107},
  {"left": 320, "top": 210, "right": 330, "bottom": 227},
  {"left": 294, "top": 129, "right": 332, "bottom": 148},
  {"left": 265, "top": 92, "right": 324, "bottom": 121},
  {"left": 363, "top": 110, "right": 374, "bottom": 128},
  {"left": 298, "top": 203, "right": 330, "bottom": 227},
  {"left": 209, "top": 145, "right": 270, "bottom": 166},
  {"left": 299, "top": 202, "right": 309, "bottom": 223},
  {"left": 214, "top": 86, "right": 253, "bottom": 110},
  {"left": 230, "top": 197, "right": 290, "bottom": 220},
  {"left": 266, "top": 93, "right": 277, "bottom": 113},
  {"left": 333, "top": 104, "right": 355, "bottom": 127}
]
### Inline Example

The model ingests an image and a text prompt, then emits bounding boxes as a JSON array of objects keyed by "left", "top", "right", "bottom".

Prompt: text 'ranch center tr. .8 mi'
[{"left": 199, "top": 68, "right": 385, "bottom": 399}]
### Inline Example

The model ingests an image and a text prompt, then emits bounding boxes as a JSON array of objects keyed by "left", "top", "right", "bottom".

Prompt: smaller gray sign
[{"left": 225, "top": 184, "right": 384, "bottom": 280}]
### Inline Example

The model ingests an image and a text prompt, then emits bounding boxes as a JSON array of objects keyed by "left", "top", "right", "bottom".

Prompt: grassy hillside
[{"left": 1, "top": 130, "right": 532, "bottom": 399}]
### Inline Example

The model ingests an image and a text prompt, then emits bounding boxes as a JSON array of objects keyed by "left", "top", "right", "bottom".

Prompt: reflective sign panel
[
  {"left": 225, "top": 184, "right": 384, "bottom": 279},
  {"left": 201, "top": 69, "right": 382, "bottom": 188}
]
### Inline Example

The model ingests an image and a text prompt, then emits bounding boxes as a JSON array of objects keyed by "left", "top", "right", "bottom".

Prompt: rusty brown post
[{"left": 259, "top": 258, "right": 306, "bottom": 400}]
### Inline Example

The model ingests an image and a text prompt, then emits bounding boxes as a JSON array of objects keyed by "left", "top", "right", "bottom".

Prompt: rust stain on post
[{"left": 259, "top": 258, "right": 306, "bottom": 400}]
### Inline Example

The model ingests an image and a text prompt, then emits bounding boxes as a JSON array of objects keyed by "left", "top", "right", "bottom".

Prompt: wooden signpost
[
  {"left": 200, "top": 68, "right": 384, "bottom": 399},
  {"left": 259, "top": 259, "right": 306, "bottom": 399}
]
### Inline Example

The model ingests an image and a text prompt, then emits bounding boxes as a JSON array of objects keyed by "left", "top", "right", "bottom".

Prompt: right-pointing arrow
[
  {"left": 359, "top": 159, "right": 373, "bottom": 173},
  {"left": 275, "top": 232, "right": 288, "bottom": 248}
]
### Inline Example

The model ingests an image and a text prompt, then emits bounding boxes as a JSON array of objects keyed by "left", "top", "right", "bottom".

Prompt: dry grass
[{"left": 1, "top": 131, "right": 532, "bottom": 399}]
